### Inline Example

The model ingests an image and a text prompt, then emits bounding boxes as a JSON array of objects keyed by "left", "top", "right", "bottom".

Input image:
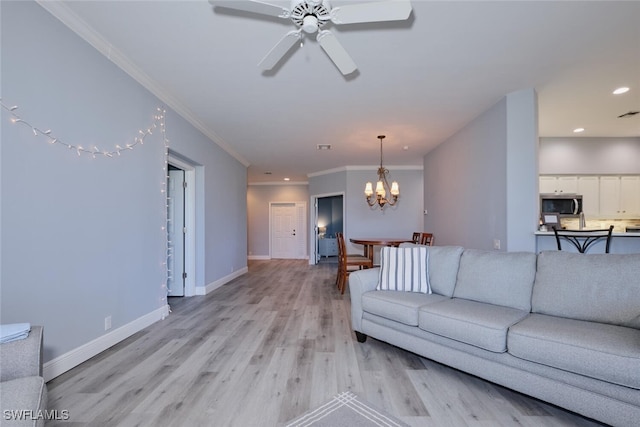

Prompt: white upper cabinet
[
  {"left": 541, "top": 175, "right": 640, "bottom": 219},
  {"left": 539, "top": 176, "right": 578, "bottom": 194},
  {"left": 620, "top": 176, "right": 640, "bottom": 216},
  {"left": 577, "top": 176, "right": 600, "bottom": 217},
  {"left": 599, "top": 176, "right": 640, "bottom": 217}
]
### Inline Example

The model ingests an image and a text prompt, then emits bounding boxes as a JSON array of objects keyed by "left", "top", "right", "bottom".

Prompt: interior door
[
  {"left": 271, "top": 204, "right": 297, "bottom": 259},
  {"left": 167, "top": 168, "right": 185, "bottom": 296}
]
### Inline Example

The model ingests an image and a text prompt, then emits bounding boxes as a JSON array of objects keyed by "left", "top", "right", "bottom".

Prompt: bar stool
[{"left": 552, "top": 225, "right": 614, "bottom": 253}]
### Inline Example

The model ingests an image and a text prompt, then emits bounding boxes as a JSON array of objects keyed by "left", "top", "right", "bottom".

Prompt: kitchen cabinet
[
  {"left": 318, "top": 238, "right": 338, "bottom": 257},
  {"left": 539, "top": 176, "right": 578, "bottom": 194},
  {"left": 599, "top": 176, "right": 640, "bottom": 217},
  {"left": 577, "top": 176, "right": 600, "bottom": 217}
]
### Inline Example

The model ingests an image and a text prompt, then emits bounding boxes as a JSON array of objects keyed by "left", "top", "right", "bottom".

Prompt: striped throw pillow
[{"left": 377, "top": 246, "right": 431, "bottom": 293}]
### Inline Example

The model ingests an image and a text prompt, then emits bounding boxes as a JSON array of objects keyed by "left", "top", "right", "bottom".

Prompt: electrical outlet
[
  {"left": 493, "top": 239, "right": 501, "bottom": 250},
  {"left": 105, "top": 316, "right": 112, "bottom": 331}
]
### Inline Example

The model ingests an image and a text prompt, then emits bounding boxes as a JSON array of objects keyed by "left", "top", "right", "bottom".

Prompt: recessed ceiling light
[
  {"left": 573, "top": 128, "right": 585, "bottom": 133},
  {"left": 613, "top": 87, "right": 630, "bottom": 95},
  {"left": 284, "top": 177, "right": 290, "bottom": 181},
  {"left": 403, "top": 145, "right": 409, "bottom": 151}
]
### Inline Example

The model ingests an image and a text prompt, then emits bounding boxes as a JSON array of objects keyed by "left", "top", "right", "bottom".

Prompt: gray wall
[
  {"left": 247, "top": 184, "right": 309, "bottom": 258},
  {"left": 1, "top": 1, "right": 247, "bottom": 363},
  {"left": 540, "top": 137, "right": 640, "bottom": 174},
  {"left": 423, "top": 89, "right": 538, "bottom": 252}
]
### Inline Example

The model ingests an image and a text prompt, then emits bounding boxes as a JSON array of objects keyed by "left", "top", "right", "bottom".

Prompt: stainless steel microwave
[{"left": 540, "top": 194, "right": 583, "bottom": 217}]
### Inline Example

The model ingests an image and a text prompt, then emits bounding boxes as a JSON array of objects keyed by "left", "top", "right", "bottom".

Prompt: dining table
[{"left": 349, "top": 237, "right": 414, "bottom": 264}]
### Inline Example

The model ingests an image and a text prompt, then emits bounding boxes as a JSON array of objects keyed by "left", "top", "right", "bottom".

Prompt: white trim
[
  {"left": 196, "top": 267, "right": 248, "bottom": 295},
  {"left": 249, "top": 181, "right": 309, "bottom": 186},
  {"left": 307, "top": 165, "right": 423, "bottom": 178},
  {"left": 43, "top": 305, "right": 170, "bottom": 381},
  {"left": 168, "top": 152, "right": 197, "bottom": 297},
  {"left": 248, "top": 255, "right": 271, "bottom": 260},
  {"left": 36, "top": 0, "right": 250, "bottom": 168}
]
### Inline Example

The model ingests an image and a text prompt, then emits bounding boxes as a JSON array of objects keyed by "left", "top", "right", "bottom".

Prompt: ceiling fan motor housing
[{"left": 290, "top": 0, "right": 331, "bottom": 33}]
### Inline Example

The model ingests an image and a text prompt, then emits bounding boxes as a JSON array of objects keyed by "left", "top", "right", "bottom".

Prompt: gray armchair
[{"left": 0, "top": 326, "right": 48, "bottom": 427}]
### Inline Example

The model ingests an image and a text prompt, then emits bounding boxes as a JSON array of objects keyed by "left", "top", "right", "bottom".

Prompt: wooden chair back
[{"left": 420, "top": 233, "right": 435, "bottom": 246}]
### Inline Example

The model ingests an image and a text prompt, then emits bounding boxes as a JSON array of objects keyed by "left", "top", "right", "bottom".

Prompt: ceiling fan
[{"left": 211, "top": 0, "right": 412, "bottom": 75}]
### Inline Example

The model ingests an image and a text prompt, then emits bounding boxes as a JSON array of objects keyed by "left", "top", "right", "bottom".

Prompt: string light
[
  {"left": 1, "top": 98, "right": 165, "bottom": 158},
  {"left": 2, "top": 97, "right": 172, "bottom": 319}
]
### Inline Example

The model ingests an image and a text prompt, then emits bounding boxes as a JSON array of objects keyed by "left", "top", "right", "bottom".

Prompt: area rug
[{"left": 285, "top": 391, "right": 409, "bottom": 427}]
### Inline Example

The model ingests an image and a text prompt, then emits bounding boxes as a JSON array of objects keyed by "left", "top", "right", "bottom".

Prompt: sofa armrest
[
  {"left": 0, "top": 326, "right": 44, "bottom": 382},
  {"left": 349, "top": 268, "right": 380, "bottom": 333}
]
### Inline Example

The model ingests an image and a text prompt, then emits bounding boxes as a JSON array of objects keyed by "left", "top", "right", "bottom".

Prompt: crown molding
[
  {"left": 307, "top": 164, "right": 423, "bottom": 178},
  {"left": 249, "top": 181, "right": 309, "bottom": 186},
  {"left": 35, "top": 1, "right": 250, "bottom": 168}
]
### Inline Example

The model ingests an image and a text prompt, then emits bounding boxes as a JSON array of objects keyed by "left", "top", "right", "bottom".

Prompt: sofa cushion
[
  {"left": 533, "top": 251, "right": 640, "bottom": 329},
  {"left": 418, "top": 298, "right": 530, "bottom": 352},
  {"left": 508, "top": 313, "right": 640, "bottom": 389},
  {"left": 452, "top": 249, "right": 536, "bottom": 311},
  {"left": 397, "top": 244, "right": 464, "bottom": 296},
  {"left": 377, "top": 246, "right": 430, "bottom": 293},
  {"left": 362, "top": 290, "right": 449, "bottom": 326},
  {"left": 426, "top": 246, "right": 464, "bottom": 297},
  {"left": 0, "top": 376, "right": 48, "bottom": 427}
]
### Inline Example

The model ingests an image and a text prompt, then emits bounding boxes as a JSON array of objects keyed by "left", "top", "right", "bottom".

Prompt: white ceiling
[{"left": 41, "top": 1, "right": 640, "bottom": 183}]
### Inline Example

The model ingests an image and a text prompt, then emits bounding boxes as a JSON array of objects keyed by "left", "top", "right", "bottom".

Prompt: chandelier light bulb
[{"left": 364, "top": 182, "right": 373, "bottom": 196}]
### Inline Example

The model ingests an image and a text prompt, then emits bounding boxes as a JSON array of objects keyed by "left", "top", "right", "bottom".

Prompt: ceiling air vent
[
  {"left": 618, "top": 111, "right": 639, "bottom": 118},
  {"left": 317, "top": 144, "right": 331, "bottom": 150}
]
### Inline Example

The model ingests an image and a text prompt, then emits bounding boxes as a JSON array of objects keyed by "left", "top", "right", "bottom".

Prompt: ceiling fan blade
[
  {"left": 209, "top": 0, "right": 291, "bottom": 19},
  {"left": 258, "top": 31, "right": 302, "bottom": 70},
  {"left": 330, "top": 0, "right": 412, "bottom": 25},
  {"left": 317, "top": 30, "right": 357, "bottom": 75}
]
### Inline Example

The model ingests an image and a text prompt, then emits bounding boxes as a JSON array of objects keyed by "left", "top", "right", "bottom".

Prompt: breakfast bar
[{"left": 535, "top": 230, "right": 640, "bottom": 254}]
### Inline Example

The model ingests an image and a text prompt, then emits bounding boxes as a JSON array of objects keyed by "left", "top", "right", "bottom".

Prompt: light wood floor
[{"left": 47, "top": 260, "right": 605, "bottom": 426}]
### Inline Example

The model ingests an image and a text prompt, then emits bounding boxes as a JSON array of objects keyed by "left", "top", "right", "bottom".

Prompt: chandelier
[{"left": 364, "top": 135, "right": 399, "bottom": 209}]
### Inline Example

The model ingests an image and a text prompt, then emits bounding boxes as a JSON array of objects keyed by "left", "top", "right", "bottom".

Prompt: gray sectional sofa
[
  {"left": 349, "top": 246, "right": 640, "bottom": 427},
  {"left": 0, "top": 326, "right": 48, "bottom": 427}
]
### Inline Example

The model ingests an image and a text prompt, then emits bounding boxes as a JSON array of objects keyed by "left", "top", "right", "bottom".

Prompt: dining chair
[
  {"left": 552, "top": 225, "right": 614, "bottom": 253},
  {"left": 411, "top": 232, "right": 421, "bottom": 244},
  {"left": 419, "top": 232, "right": 435, "bottom": 246},
  {"left": 336, "top": 232, "right": 373, "bottom": 294}
]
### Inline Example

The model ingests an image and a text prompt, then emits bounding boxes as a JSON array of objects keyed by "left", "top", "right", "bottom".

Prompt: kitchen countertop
[{"left": 534, "top": 231, "right": 640, "bottom": 237}]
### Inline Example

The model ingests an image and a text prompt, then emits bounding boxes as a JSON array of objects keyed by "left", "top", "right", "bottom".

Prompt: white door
[
  {"left": 271, "top": 202, "right": 306, "bottom": 259},
  {"left": 272, "top": 204, "right": 297, "bottom": 259},
  {"left": 167, "top": 168, "right": 185, "bottom": 296}
]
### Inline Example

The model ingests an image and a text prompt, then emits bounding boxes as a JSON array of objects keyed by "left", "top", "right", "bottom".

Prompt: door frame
[
  {"left": 309, "top": 192, "right": 345, "bottom": 265},
  {"left": 167, "top": 152, "right": 196, "bottom": 297}
]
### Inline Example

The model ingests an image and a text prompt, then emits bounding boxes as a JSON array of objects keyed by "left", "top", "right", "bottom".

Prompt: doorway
[
  {"left": 166, "top": 153, "right": 196, "bottom": 296},
  {"left": 270, "top": 202, "right": 307, "bottom": 259},
  {"left": 310, "top": 193, "right": 345, "bottom": 265}
]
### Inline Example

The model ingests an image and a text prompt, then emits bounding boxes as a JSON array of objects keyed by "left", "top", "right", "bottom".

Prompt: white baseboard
[
  {"left": 248, "top": 255, "right": 270, "bottom": 260},
  {"left": 43, "top": 304, "right": 170, "bottom": 382},
  {"left": 195, "top": 266, "right": 248, "bottom": 295}
]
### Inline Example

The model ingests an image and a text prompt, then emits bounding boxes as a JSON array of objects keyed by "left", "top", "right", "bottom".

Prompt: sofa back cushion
[
  {"left": 397, "top": 244, "right": 463, "bottom": 296},
  {"left": 426, "top": 246, "right": 464, "bottom": 297},
  {"left": 533, "top": 251, "right": 640, "bottom": 329},
  {"left": 453, "top": 249, "right": 537, "bottom": 311}
]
